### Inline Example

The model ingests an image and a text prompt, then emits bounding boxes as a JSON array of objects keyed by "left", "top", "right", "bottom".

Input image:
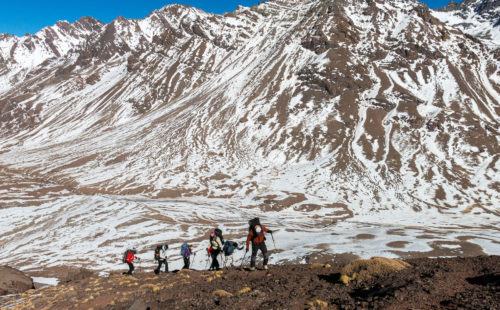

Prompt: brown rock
[
  {"left": 0, "top": 266, "right": 35, "bottom": 295},
  {"left": 213, "top": 289, "right": 233, "bottom": 298}
]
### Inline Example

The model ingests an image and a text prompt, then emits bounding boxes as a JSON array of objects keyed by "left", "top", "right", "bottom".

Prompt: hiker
[
  {"left": 181, "top": 243, "right": 194, "bottom": 269},
  {"left": 123, "top": 248, "right": 139, "bottom": 275},
  {"left": 246, "top": 218, "right": 273, "bottom": 271},
  {"left": 154, "top": 244, "right": 168, "bottom": 274},
  {"left": 208, "top": 230, "right": 224, "bottom": 271},
  {"left": 223, "top": 241, "right": 243, "bottom": 267}
]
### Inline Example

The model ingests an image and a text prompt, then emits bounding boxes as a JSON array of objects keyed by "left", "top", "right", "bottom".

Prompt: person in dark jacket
[
  {"left": 182, "top": 244, "right": 194, "bottom": 269},
  {"left": 223, "top": 241, "right": 243, "bottom": 267},
  {"left": 246, "top": 220, "right": 272, "bottom": 271},
  {"left": 155, "top": 245, "right": 168, "bottom": 274}
]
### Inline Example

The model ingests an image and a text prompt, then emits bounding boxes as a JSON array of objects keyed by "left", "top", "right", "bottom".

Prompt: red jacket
[
  {"left": 126, "top": 252, "right": 135, "bottom": 263},
  {"left": 246, "top": 225, "right": 270, "bottom": 249}
]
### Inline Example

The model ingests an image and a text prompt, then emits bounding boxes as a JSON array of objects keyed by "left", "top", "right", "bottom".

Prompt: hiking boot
[
  {"left": 250, "top": 267, "right": 255, "bottom": 271},
  {"left": 263, "top": 265, "right": 268, "bottom": 270}
]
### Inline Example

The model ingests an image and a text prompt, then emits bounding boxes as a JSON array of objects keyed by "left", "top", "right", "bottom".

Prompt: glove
[
  {"left": 246, "top": 248, "right": 249, "bottom": 253},
  {"left": 268, "top": 230, "right": 273, "bottom": 234}
]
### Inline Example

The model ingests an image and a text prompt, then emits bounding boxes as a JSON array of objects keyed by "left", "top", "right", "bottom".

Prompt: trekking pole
[
  {"left": 240, "top": 251, "right": 248, "bottom": 267},
  {"left": 205, "top": 254, "right": 210, "bottom": 270},
  {"left": 271, "top": 232, "right": 277, "bottom": 250}
]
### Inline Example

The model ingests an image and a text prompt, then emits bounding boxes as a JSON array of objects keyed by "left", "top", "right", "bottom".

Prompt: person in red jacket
[
  {"left": 124, "top": 249, "right": 139, "bottom": 275},
  {"left": 246, "top": 218, "right": 273, "bottom": 271}
]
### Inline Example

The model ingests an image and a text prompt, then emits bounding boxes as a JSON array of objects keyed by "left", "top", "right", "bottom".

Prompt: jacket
[
  {"left": 126, "top": 252, "right": 136, "bottom": 263},
  {"left": 246, "top": 225, "right": 270, "bottom": 249},
  {"left": 159, "top": 249, "right": 167, "bottom": 260},
  {"left": 183, "top": 247, "right": 192, "bottom": 258},
  {"left": 210, "top": 236, "right": 223, "bottom": 250}
]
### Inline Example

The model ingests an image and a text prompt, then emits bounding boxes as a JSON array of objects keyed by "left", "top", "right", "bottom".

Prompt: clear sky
[{"left": 0, "top": 0, "right": 457, "bottom": 37}]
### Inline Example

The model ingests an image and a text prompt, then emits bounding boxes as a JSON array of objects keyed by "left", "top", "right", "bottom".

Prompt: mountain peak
[{"left": 434, "top": 0, "right": 499, "bottom": 47}]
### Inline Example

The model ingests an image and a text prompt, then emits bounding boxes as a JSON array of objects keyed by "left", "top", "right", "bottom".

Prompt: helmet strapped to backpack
[{"left": 249, "top": 218, "right": 263, "bottom": 235}]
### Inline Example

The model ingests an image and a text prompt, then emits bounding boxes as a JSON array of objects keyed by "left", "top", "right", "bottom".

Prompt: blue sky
[{"left": 0, "top": 0, "right": 457, "bottom": 37}]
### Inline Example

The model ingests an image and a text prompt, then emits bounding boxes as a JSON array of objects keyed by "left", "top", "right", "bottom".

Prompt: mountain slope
[
  {"left": 0, "top": 0, "right": 499, "bottom": 272},
  {"left": 434, "top": 0, "right": 500, "bottom": 48}
]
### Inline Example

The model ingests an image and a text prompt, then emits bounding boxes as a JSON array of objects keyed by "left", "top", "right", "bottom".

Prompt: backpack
[
  {"left": 214, "top": 228, "right": 224, "bottom": 244},
  {"left": 154, "top": 246, "right": 161, "bottom": 261},
  {"left": 249, "top": 218, "right": 260, "bottom": 230},
  {"left": 249, "top": 218, "right": 265, "bottom": 240},
  {"left": 223, "top": 241, "right": 236, "bottom": 256},
  {"left": 180, "top": 243, "right": 189, "bottom": 257},
  {"left": 122, "top": 249, "right": 134, "bottom": 263}
]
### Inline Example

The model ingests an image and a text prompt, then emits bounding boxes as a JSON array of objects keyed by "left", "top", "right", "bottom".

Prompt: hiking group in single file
[{"left": 122, "top": 218, "right": 274, "bottom": 275}]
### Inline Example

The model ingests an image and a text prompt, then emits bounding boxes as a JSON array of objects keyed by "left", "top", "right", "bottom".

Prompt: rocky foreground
[{"left": 0, "top": 256, "right": 499, "bottom": 309}]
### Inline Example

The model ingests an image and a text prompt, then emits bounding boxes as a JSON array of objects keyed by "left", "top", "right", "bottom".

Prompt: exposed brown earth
[
  {"left": 0, "top": 266, "right": 34, "bottom": 296},
  {"left": 0, "top": 256, "right": 498, "bottom": 309}
]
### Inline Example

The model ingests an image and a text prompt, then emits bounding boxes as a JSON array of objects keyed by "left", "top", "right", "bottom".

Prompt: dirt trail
[{"left": 0, "top": 256, "right": 498, "bottom": 309}]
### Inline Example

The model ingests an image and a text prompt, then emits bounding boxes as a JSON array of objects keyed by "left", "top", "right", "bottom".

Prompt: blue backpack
[
  {"left": 223, "top": 241, "right": 237, "bottom": 256},
  {"left": 180, "top": 243, "right": 189, "bottom": 257}
]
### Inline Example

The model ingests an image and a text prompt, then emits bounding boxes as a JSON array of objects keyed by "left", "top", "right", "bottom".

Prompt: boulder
[
  {"left": 63, "top": 268, "right": 94, "bottom": 283},
  {"left": 213, "top": 289, "right": 233, "bottom": 298},
  {"left": 340, "top": 257, "right": 411, "bottom": 283},
  {"left": 0, "top": 266, "right": 35, "bottom": 295}
]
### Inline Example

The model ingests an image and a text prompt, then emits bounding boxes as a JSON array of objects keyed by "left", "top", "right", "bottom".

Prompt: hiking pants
[
  {"left": 210, "top": 249, "right": 221, "bottom": 270},
  {"left": 183, "top": 257, "right": 190, "bottom": 269},
  {"left": 251, "top": 242, "right": 268, "bottom": 268},
  {"left": 224, "top": 253, "right": 235, "bottom": 267},
  {"left": 127, "top": 262, "right": 135, "bottom": 275},
  {"left": 155, "top": 259, "right": 168, "bottom": 273}
]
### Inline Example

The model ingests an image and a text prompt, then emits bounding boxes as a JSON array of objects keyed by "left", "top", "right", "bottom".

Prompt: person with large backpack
[
  {"left": 154, "top": 244, "right": 168, "bottom": 274},
  {"left": 122, "top": 248, "right": 139, "bottom": 275},
  {"left": 180, "top": 243, "right": 194, "bottom": 269},
  {"left": 208, "top": 230, "right": 224, "bottom": 271},
  {"left": 223, "top": 241, "right": 243, "bottom": 267},
  {"left": 246, "top": 218, "right": 273, "bottom": 271}
]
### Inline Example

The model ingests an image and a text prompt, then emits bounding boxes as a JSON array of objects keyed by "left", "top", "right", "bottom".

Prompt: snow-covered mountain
[
  {"left": 433, "top": 0, "right": 500, "bottom": 48},
  {"left": 0, "top": 0, "right": 499, "bottom": 274}
]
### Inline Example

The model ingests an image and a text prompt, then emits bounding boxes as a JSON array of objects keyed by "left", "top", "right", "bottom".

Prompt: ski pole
[{"left": 270, "top": 232, "right": 277, "bottom": 250}]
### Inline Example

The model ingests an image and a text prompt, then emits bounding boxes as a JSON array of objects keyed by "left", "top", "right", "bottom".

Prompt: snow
[
  {"left": 31, "top": 277, "right": 59, "bottom": 286},
  {"left": 432, "top": 8, "right": 500, "bottom": 48}
]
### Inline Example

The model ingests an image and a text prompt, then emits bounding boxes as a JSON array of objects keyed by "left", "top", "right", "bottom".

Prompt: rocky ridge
[{"left": 0, "top": 256, "right": 498, "bottom": 309}]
